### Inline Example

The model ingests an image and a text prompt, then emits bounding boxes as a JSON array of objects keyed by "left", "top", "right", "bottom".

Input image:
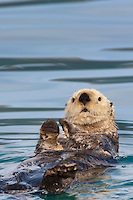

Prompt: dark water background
[{"left": 0, "top": 0, "right": 133, "bottom": 199}]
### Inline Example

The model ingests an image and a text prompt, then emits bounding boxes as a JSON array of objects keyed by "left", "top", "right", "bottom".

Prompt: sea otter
[{"left": 0, "top": 88, "right": 119, "bottom": 194}]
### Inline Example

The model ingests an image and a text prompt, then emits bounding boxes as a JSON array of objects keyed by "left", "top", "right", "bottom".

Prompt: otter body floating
[{"left": 0, "top": 89, "right": 119, "bottom": 194}]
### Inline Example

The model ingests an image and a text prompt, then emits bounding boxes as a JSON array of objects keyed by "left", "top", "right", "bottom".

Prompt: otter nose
[{"left": 79, "top": 93, "right": 90, "bottom": 106}]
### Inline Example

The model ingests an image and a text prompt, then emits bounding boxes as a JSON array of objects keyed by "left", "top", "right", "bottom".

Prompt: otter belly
[{"left": 0, "top": 148, "right": 118, "bottom": 195}]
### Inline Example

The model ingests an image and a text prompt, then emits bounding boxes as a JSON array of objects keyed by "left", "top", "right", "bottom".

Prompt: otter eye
[
  {"left": 98, "top": 97, "right": 101, "bottom": 101},
  {"left": 72, "top": 98, "right": 75, "bottom": 103},
  {"left": 45, "top": 135, "right": 48, "bottom": 138}
]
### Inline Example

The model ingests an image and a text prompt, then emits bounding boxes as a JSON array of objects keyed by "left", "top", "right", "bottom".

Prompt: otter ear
[
  {"left": 71, "top": 97, "right": 75, "bottom": 103},
  {"left": 59, "top": 118, "right": 76, "bottom": 137},
  {"left": 109, "top": 102, "right": 115, "bottom": 117},
  {"left": 110, "top": 102, "right": 113, "bottom": 107}
]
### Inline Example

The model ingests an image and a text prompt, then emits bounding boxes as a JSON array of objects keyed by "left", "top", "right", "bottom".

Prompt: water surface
[{"left": 0, "top": 0, "right": 133, "bottom": 199}]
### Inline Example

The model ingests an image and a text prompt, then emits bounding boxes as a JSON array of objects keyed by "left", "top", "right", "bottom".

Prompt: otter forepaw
[
  {"left": 59, "top": 118, "right": 76, "bottom": 138},
  {"left": 35, "top": 119, "right": 61, "bottom": 154},
  {"left": 39, "top": 163, "right": 78, "bottom": 194},
  {"left": 40, "top": 119, "right": 59, "bottom": 138}
]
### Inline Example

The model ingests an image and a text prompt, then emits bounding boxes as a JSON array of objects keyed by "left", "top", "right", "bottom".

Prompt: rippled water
[{"left": 0, "top": 0, "right": 133, "bottom": 199}]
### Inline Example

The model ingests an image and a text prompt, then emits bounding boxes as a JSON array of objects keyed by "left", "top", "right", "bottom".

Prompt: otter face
[{"left": 65, "top": 89, "right": 114, "bottom": 125}]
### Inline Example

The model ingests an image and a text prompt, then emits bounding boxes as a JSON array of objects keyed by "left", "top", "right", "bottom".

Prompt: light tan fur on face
[{"left": 65, "top": 89, "right": 114, "bottom": 129}]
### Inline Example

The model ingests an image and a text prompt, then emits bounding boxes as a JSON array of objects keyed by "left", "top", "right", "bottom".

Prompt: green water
[{"left": 0, "top": 0, "right": 133, "bottom": 199}]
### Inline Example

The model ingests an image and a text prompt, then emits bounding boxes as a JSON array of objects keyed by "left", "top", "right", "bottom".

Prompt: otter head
[{"left": 65, "top": 89, "right": 114, "bottom": 127}]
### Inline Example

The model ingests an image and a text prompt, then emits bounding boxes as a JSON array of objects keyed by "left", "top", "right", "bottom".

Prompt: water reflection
[
  {"left": 117, "top": 121, "right": 133, "bottom": 132},
  {"left": 104, "top": 48, "right": 133, "bottom": 51},
  {"left": 0, "top": 107, "right": 64, "bottom": 112},
  {"left": 52, "top": 76, "right": 133, "bottom": 84},
  {"left": 37, "top": 192, "right": 77, "bottom": 200},
  {"left": 0, "top": 0, "right": 88, "bottom": 8},
  {"left": 0, "top": 117, "right": 59, "bottom": 126},
  {"left": 0, "top": 58, "right": 133, "bottom": 71}
]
